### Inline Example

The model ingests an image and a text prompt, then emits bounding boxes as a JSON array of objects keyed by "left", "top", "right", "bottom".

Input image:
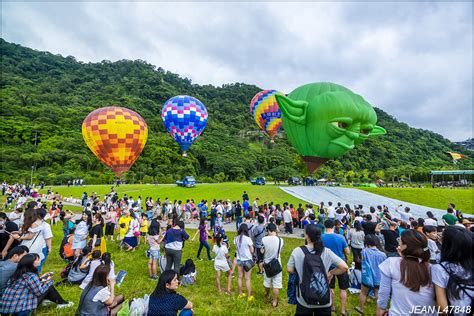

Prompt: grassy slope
[
  {"left": 359, "top": 187, "right": 473, "bottom": 214},
  {"left": 39, "top": 226, "right": 374, "bottom": 315}
]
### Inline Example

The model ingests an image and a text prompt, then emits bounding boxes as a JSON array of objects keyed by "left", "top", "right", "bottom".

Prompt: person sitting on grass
[
  {"left": 147, "top": 270, "right": 193, "bottom": 316},
  {"left": 179, "top": 259, "right": 197, "bottom": 286},
  {"left": 76, "top": 264, "right": 124, "bottom": 316},
  {"left": 122, "top": 212, "right": 140, "bottom": 252},
  {"left": 0, "top": 253, "right": 73, "bottom": 314},
  {"left": 0, "top": 245, "right": 29, "bottom": 296}
]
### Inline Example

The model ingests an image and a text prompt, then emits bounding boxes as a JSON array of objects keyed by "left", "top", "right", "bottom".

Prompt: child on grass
[
  {"left": 147, "top": 219, "right": 165, "bottom": 280},
  {"left": 213, "top": 234, "right": 233, "bottom": 294},
  {"left": 180, "top": 259, "right": 197, "bottom": 286},
  {"left": 139, "top": 213, "right": 149, "bottom": 246}
]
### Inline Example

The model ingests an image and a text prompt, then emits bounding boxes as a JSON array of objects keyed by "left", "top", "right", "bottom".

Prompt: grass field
[
  {"left": 31, "top": 183, "right": 471, "bottom": 314},
  {"left": 41, "top": 183, "right": 307, "bottom": 208},
  {"left": 38, "top": 225, "right": 374, "bottom": 315},
  {"left": 359, "top": 187, "right": 473, "bottom": 214}
]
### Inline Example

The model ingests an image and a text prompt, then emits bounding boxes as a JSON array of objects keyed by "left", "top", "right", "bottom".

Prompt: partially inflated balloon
[
  {"left": 250, "top": 90, "right": 283, "bottom": 143},
  {"left": 161, "top": 95, "right": 208, "bottom": 156},
  {"left": 82, "top": 106, "right": 148, "bottom": 177},
  {"left": 275, "top": 82, "right": 386, "bottom": 172}
]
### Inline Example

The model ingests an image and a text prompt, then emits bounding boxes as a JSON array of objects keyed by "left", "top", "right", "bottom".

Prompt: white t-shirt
[
  {"left": 396, "top": 210, "right": 412, "bottom": 223},
  {"left": 75, "top": 221, "right": 89, "bottom": 239},
  {"left": 234, "top": 235, "right": 253, "bottom": 261},
  {"left": 42, "top": 222, "right": 53, "bottom": 240},
  {"left": 93, "top": 287, "right": 111, "bottom": 302},
  {"left": 327, "top": 206, "right": 336, "bottom": 219},
  {"left": 262, "top": 235, "right": 283, "bottom": 264},
  {"left": 213, "top": 244, "right": 229, "bottom": 271},
  {"left": 283, "top": 209, "right": 292, "bottom": 223},
  {"left": 21, "top": 221, "right": 46, "bottom": 260},
  {"left": 424, "top": 218, "right": 438, "bottom": 227},
  {"left": 304, "top": 209, "right": 314, "bottom": 217},
  {"left": 378, "top": 257, "right": 436, "bottom": 315},
  {"left": 8, "top": 211, "right": 23, "bottom": 227},
  {"left": 432, "top": 263, "right": 473, "bottom": 316}
]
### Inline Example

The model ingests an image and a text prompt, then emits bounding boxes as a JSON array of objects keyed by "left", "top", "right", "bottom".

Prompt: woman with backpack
[
  {"left": 432, "top": 225, "right": 473, "bottom": 316},
  {"left": 57, "top": 247, "right": 92, "bottom": 285},
  {"left": 76, "top": 264, "right": 123, "bottom": 316},
  {"left": 376, "top": 229, "right": 436, "bottom": 315},
  {"left": 234, "top": 223, "right": 255, "bottom": 302},
  {"left": 287, "top": 224, "right": 349, "bottom": 315},
  {"left": 355, "top": 234, "right": 387, "bottom": 314}
]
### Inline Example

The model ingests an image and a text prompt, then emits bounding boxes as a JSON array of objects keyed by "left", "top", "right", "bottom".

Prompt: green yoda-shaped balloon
[{"left": 275, "top": 82, "right": 386, "bottom": 172}]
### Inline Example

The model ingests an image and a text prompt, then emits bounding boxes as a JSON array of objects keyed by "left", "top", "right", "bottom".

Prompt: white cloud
[{"left": 1, "top": 2, "right": 472, "bottom": 141}]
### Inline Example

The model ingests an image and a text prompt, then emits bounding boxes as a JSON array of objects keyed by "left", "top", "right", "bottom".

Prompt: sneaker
[
  {"left": 256, "top": 272, "right": 264, "bottom": 276},
  {"left": 197, "top": 257, "right": 203, "bottom": 261},
  {"left": 41, "top": 299, "right": 54, "bottom": 307},
  {"left": 238, "top": 293, "right": 247, "bottom": 299},
  {"left": 247, "top": 295, "right": 255, "bottom": 302},
  {"left": 57, "top": 301, "right": 74, "bottom": 309}
]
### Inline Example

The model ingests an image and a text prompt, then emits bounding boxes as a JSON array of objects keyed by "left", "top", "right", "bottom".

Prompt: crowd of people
[{"left": 0, "top": 182, "right": 473, "bottom": 315}]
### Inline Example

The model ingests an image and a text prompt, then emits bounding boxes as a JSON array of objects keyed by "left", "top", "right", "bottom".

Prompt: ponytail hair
[{"left": 399, "top": 229, "right": 431, "bottom": 292}]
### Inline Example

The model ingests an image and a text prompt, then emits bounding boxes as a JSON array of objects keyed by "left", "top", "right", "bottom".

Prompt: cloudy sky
[{"left": 2, "top": 2, "right": 472, "bottom": 141}]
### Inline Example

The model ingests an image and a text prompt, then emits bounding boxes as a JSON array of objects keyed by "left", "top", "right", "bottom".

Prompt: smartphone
[{"left": 116, "top": 270, "right": 127, "bottom": 287}]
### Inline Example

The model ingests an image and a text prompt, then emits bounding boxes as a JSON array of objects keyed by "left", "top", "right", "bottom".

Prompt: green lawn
[
  {"left": 359, "top": 187, "right": 473, "bottom": 214},
  {"left": 38, "top": 225, "right": 374, "bottom": 315},
  {"left": 41, "top": 183, "right": 308, "bottom": 208}
]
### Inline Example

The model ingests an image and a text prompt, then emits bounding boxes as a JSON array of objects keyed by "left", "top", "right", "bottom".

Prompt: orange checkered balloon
[{"left": 82, "top": 106, "right": 148, "bottom": 177}]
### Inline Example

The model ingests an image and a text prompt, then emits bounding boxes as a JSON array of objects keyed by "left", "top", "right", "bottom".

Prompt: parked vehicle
[
  {"left": 288, "top": 176, "right": 302, "bottom": 185},
  {"left": 250, "top": 177, "right": 266, "bottom": 185},
  {"left": 176, "top": 176, "right": 196, "bottom": 188}
]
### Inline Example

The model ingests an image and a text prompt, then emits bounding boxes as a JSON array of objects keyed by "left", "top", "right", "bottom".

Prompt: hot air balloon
[
  {"left": 249, "top": 90, "right": 283, "bottom": 143},
  {"left": 161, "top": 95, "right": 208, "bottom": 156},
  {"left": 82, "top": 106, "right": 148, "bottom": 177},
  {"left": 275, "top": 82, "right": 386, "bottom": 172},
  {"left": 445, "top": 151, "right": 466, "bottom": 164}
]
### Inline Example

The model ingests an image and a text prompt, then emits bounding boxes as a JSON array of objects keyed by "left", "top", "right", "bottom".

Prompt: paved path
[{"left": 279, "top": 186, "right": 445, "bottom": 220}]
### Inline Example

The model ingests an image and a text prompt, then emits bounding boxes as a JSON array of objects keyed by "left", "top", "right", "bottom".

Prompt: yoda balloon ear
[
  {"left": 274, "top": 94, "right": 308, "bottom": 125},
  {"left": 369, "top": 125, "right": 387, "bottom": 137}
]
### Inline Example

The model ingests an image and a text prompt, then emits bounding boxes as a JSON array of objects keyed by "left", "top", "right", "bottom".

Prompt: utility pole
[{"left": 30, "top": 130, "right": 37, "bottom": 186}]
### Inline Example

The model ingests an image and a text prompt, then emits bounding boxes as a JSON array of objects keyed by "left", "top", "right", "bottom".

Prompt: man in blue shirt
[
  {"left": 242, "top": 200, "right": 250, "bottom": 216},
  {"left": 321, "top": 219, "right": 350, "bottom": 315}
]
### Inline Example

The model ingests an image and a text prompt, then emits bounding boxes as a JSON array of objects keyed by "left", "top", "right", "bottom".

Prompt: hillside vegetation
[{"left": 1, "top": 39, "right": 472, "bottom": 184}]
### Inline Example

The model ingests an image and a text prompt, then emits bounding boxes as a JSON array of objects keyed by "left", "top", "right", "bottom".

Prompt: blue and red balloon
[{"left": 161, "top": 95, "right": 208, "bottom": 156}]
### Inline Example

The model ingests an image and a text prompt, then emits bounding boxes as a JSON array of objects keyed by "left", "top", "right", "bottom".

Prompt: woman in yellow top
[
  {"left": 139, "top": 213, "right": 149, "bottom": 245},
  {"left": 117, "top": 210, "right": 132, "bottom": 241}
]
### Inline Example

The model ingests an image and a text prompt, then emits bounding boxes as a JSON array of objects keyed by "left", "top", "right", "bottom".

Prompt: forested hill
[{"left": 1, "top": 39, "right": 472, "bottom": 184}]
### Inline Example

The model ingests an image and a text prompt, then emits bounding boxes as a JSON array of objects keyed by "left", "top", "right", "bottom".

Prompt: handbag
[
  {"left": 236, "top": 236, "right": 255, "bottom": 272},
  {"left": 263, "top": 238, "right": 282, "bottom": 278}
]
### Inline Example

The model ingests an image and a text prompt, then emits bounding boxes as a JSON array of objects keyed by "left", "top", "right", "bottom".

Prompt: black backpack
[{"left": 299, "top": 246, "right": 330, "bottom": 306}]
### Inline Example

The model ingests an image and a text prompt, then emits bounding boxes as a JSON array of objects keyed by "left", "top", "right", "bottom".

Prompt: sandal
[
  {"left": 272, "top": 301, "right": 279, "bottom": 308},
  {"left": 354, "top": 307, "right": 364, "bottom": 315}
]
